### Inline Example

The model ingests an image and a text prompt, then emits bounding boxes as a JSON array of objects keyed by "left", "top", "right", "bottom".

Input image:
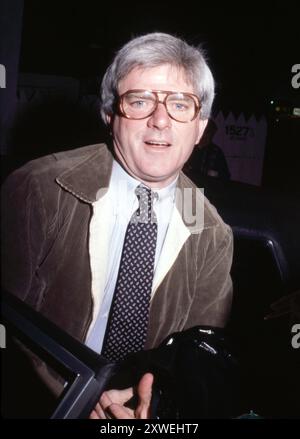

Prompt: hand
[{"left": 89, "top": 373, "right": 154, "bottom": 419}]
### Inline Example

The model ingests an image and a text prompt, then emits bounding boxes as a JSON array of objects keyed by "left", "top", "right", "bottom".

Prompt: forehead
[{"left": 118, "top": 64, "right": 195, "bottom": 94}]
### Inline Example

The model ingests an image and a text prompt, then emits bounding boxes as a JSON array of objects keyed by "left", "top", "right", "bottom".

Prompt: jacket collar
[
  {"left": 56, "top": 143, "right": 216, "bottom": 230},
  {"left": 56, "top": 143, "right": 113, "bottom": 203}
]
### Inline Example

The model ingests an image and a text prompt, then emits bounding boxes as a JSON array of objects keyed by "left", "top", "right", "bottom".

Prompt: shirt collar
[
  {"left": 110, "top": 159, "right": 141, "bottom": 195},
  {"left": 110, "top": 159, "right": 178, "bottom": 204}
]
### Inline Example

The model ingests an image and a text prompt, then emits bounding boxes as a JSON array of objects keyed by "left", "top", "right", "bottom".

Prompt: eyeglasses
[{"left": 118, "top": 89, "right": 201, "bottom": 123}]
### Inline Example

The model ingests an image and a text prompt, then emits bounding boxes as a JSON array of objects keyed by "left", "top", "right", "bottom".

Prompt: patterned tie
[{"left": 102, "top": 185, "right": 158, "bottom": 361}]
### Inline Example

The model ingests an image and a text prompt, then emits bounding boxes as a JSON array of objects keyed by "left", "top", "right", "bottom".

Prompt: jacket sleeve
[
  {"left": 1, "top": 166, "right": 47, "bottom": 305},
  {"left": 187, "top": 223, "right": 234, "bottom": 329}
]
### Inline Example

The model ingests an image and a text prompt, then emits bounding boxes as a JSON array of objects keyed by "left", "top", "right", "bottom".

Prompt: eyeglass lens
[{"left": 121, "top": 90, "right": 198, "bottom": 122}]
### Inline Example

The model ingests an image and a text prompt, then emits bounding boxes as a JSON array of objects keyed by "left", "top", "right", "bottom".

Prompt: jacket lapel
[
  {"left": 55, "top": 143, "right": 113, "bottom": 203},
  {"left": 152, "top": 207, "right": 190, "bottom": 297},
  {"left": 152, "top": 172, "right": 207, "bottom": 296}
]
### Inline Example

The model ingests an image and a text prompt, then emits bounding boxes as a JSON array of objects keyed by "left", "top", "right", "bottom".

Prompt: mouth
[{"left": 144, "top": 140, "right": 171, "bottom": 147}]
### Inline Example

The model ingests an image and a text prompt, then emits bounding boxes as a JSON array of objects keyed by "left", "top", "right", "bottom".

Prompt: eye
[
  {"left": 126, "top": 96, "right": 154, "bottom": 110},
  {"left": 170, "top": 101, "right": 189, "bottom": 112},
  {"left": 175, "top": 102, "right": 188, "bottom": 111},
  {"left": 131, "top": 99, "right": 148, "bottom": 108}
]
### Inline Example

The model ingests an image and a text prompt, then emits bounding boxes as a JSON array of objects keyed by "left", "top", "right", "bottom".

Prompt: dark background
[
  {"left": 19, "top": 2, "right": 299, "bottom": 110},
  {"left": 18, "top": 1, "right": 299, "bottom": 114}
]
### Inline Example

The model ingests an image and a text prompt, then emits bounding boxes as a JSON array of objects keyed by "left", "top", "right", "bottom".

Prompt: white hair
[{"left": 100, "top": 32, "right": 215, "bottom": 123}]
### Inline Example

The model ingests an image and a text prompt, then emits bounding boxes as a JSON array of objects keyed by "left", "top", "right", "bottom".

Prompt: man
[
  {"left": 185, "top": 119, "right": 231, "bottom": 180},
  {"left": 2, "top": 33, "right": 234, "bottom": 419}
]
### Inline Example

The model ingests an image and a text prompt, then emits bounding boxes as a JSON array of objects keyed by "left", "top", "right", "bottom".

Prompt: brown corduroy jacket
[{"left": 2, "top": 143, "right": 233, "bottom": 349}]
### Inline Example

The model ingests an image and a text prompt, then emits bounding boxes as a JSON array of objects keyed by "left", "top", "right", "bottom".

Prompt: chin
[
  {"left": 141, "top": 170, "right": 177, "bottom": 186},
  {"left": 142, "top": 168, "right": 171, "bottom": 181}
]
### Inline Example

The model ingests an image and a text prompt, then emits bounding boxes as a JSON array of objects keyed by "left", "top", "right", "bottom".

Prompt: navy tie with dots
[{"left": 102, "top": 185, "right": 158, "bottom": 361}]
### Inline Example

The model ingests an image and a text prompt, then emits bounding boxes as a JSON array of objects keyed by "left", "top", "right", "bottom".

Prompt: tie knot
[{"left": 134, "top": 185, "right": 157, "bottom": 223}]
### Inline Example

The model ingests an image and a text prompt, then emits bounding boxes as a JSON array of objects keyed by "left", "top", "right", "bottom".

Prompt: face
[{"left": 107, "top": 64, "right": 207, "bottom": 188}]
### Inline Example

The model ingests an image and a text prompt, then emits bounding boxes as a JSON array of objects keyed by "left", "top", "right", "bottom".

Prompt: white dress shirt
[{"left": 86, "top": 160, "right": 177, "bottom": 354}]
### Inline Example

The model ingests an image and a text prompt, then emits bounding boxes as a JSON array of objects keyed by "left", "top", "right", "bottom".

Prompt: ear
[{"left": 195, "top": 118, "right": 208, "bottom": 145}]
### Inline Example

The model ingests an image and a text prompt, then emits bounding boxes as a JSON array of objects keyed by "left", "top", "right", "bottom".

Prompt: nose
[{"left": 147, "top": 101, "right": 171, "bottom": 130}]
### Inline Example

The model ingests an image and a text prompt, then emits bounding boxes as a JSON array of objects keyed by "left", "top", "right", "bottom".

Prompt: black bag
[{"left": 106, "top": 326, "right": 239, "bottom": 419}]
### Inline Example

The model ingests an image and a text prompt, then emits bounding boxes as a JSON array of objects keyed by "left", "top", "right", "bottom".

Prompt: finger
[
  {"left": 110, "top": 387, "right": 134, "bottom": 404},
  {"left": 135, "top": 373, "right": 154, "bottom": 419},
  {"left": 94, "top": 402, "right": 107, "bottom": 419},
  {"left": 138, "top": 373, "right": 154, "bottom": 400},
  {"left": 99, "top": 391, "right": 113, "bottom": 410},
  {"left": 107, "top": 403, "right": 135, "bottom": 419},
  {"left": 100, "top": 387, "right": 134, "bottom": 409},
  {"left": 89, "top": 410, "right": 99, "bottom": 419}
]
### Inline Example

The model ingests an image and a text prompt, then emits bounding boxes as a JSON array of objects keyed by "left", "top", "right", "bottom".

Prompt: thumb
[{"left": 135, "top": 373, "right": 154, "bottom": 419}]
